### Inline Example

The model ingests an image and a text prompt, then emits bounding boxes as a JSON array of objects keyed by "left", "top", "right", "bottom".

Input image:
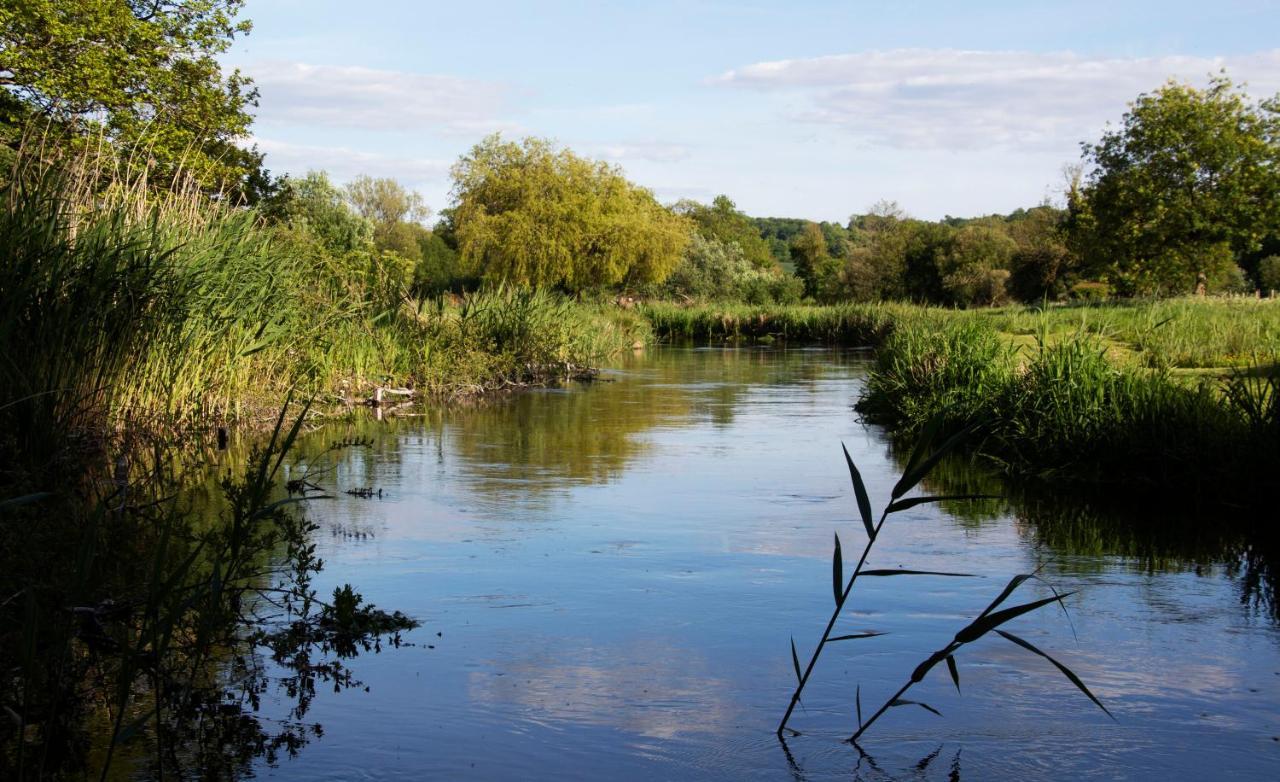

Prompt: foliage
[
  {"left": 790, "top": 221, "right": 841, "bottom": 301},
  {"left": 652, "top": 233, "right": 798, "bottom": 303},
  {"left": 0, "top": 0, "right": 261, "bottom": 195},
  {"left": 939, "top": 223, "right": 1017, "bottom": 306},
  {"left": 1257, "top": 255, "right": 1280, "bottom": 294},
  {"left": 1069, "top": 75, "right": 1280, "bottom": 295},
  {"left": 675, "top": 195, "right": 778, "bottom": 271},
  {"left": 778, "top": 422, "right": 1108, "bottom": 741},
  {"left": 450, "top": 134, "right": 691, "bottom": 291},
  {"left": 855, "top": 314, "right": 1280, "bottom": 503}
]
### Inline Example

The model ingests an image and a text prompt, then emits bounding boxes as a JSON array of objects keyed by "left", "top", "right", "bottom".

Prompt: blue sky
[{"left": 226, "top": 0, "right": 1280, "bottom": 221}]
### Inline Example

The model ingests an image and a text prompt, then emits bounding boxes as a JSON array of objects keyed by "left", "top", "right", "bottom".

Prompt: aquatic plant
[
  {"left": 779, "top": 419, "right": 1111, "bottom": 741},
  {"left": 0, "top": 400, "right": 416, "bottom": 779}
]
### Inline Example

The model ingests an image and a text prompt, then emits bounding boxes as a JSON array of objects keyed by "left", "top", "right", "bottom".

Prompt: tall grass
[
  {"left": 641, "top": 301, "right": 925, "bottom": 344},
  {"left": 856, "top": 317, "right": 1279, "bottom": 505},
  {"left": 643, "top": 297, "right": 1280, "bottom": 371}
]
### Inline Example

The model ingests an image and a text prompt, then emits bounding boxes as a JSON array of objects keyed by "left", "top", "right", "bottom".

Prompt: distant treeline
[{"left": 4, "top": 2, "right": 1279, "bottom": 314}]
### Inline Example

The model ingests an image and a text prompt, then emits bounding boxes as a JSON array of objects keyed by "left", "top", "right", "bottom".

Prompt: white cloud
[
  {"left": 247, "top": 60, "right": 516, "bottom": 134},
  {"left": 247, "top": 136, "right": 451, "bottom": 184},
  {"left": 713, "top": 49, "right": 1280, "bottom": 150},
  {"left": 593, "top": 141, "right": 692, "bottom": 163}
]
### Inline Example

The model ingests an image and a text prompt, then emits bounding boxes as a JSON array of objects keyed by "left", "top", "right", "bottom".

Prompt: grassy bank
[
  {"left": 856, "top": 316, "right": 1278, "bottom": 506},
  {"left": 0, "top": 162, "right": 648, "bottom": 491},
  {"left": 643, "top": 298, "right": 1280, "bottom": 372},
  {"left": 643, "top": 298, "right": 1279, "bottom": 507}
]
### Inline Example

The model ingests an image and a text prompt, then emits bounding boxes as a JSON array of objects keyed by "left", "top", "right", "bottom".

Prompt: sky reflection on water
[{"left": 254, "top": 346, "right": 1280, "bottom": 781}]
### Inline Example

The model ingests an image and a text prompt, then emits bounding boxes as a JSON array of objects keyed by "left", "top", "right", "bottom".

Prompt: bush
[
  {"left": 1259, "top": 256, "right": 1280, "bottom": 294},
  {"left": 1070, "top": 280, "right": 1111, "bottom": 301}
]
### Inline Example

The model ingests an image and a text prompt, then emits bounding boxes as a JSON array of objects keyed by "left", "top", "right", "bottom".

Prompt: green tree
[
  {"left": 675, "top": 195, "right": 778, "bottom": 271},
  {"left": 940, "top": 223, "right": 1016, "bottom": 306},
  {"left": 450, "top": 135, "right": 691, "bottom": 291},
  {"left": 1069, "top": 75, "right": 1280, "bottom": 295},
  {"left": 264, "top": 171, "right": 373, "bottom": 256},
  {"left": 1006, "top": 205, "right": 1075, "bottom": 301},
  {"left": 791, "top": 221, "right": 840, "bottom": 301},
  {"left": 0, "top": 1, "right": 261, "bottom": 194},
  {"left": 844, "top": 201, "right": 910, "bottom": 300},
  {"left": 344, "top": 175, "right": 430, "bottom": 226}
]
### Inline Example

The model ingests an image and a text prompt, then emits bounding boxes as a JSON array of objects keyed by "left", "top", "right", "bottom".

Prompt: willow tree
[{"left": 449, "top": 135, "right": 691, "bottom": 291}]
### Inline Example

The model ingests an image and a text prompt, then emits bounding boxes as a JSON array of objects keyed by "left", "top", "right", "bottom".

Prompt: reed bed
[
  {"left": 856, "top": 317, "right": 1279, "bottom": 505},
  {"left": 642, "top": 297, "right": 1280, "bottom": 371}
]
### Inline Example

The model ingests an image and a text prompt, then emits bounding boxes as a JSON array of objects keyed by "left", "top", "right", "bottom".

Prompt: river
[{"left": 247, "top": 345, "right": 1279, "bottom": 780}]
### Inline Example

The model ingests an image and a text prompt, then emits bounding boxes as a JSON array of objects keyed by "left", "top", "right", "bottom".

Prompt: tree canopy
[
  {"left": 449, "top": 135, "right": 691, "bottom": 291},
  {"left": 1069, "top": 75, "right": 1280, "bottom": 294},
  {"left": 0, "top": 0, "right": 260, "bottom": 194},
  {"left": 674, "top": 195, "right": 778, "bottom": 271}
]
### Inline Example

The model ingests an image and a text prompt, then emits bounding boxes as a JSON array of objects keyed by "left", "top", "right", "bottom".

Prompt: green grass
[
  {"left": 855, "top": 316, "right": 1279, "bottom": 505},
  {"left": 643, "top": 297, "right": 1280, "bottom": 374}
]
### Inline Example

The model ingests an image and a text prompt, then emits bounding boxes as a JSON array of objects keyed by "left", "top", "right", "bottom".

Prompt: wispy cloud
[
  {"left": 248, "top": 136, "right": 451, "bottom": 184},
  {"left": 593, "top": 141, "right": 692, "bottom": 163},
  {"left": 247, "top": 60, "right": 517, "bottom": 134},
  {"left": 712, "top": 49, "right": 1280, "bottom": 150}
]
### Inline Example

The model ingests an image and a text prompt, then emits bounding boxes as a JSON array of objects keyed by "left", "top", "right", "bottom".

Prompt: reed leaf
[
  {"left": 945, "top": 655, "right": 960, "bottom": 693},
  {"left": 830, "top": 632, "right": 887, "bottom": 642},
  {"left": 954, "top": 592, "right": 1076, "bottom": 645},
  {"left": 790, "top": 637, "right": 802, "bottom": 686},
  {"left": 995, "top": 630, "right": 1114, "bottom": 719},
  {"left": 889, "top": 698, "right": 942, "bottom": 717},
  {"left": 832, "top": 533, "right": 844, "bottom": 606},
  {"left": 861, "top": 569, "right": 976, "bottom": 578},
  {"left": 842, "top": 443, "right": 875, "bottom": 540},
  {"left": 885, "top": 494, "right": 1000, "bottom": 514}
]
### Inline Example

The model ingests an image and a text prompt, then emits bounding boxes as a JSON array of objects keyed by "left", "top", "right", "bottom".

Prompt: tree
[
  {"left": 0, "top": 1, "right": 260, "bottom": 194},
  {"left": 844, "top": 201, "right": 911, "bottom": 300},
  {"left": 264, "top": 172, "right": 373, "bottom": 256},
  {"left": 344, "top": 175, "right": 430, "bottom": 226},
  {"left": 449, "top": 135, "right": 691, "bottom": 291},
  {"left": 1069, "top": 75, "right": 1280, "bottom": 295},
  {"left": 674, "top": 195, "right": 778, "bottom": 271},
  {"left": 940, "top": 223, "right": 1016, "bottom": 306},
  {"left": 791, "top": 222, "right": 840, "bottom": 301},
  {"left": 1006, "top": 206, "right": 1075, "bottom": 301}
]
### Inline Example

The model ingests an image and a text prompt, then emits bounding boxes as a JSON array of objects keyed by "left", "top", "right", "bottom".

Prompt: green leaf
[
  {"left": 830, "top": 631, "right": 887, "bottom": 642},
  {"left": 975, "top": 572, "right": 1037, "bottom": 620},
  {"left": 790, "top": 637, "right": 802, "bottom": 686},
  {"left": 891, "top": 420, "right": 983, "bottom": 499},
  {"left": 889, "top": 698, "right": 942, "bottom": 717},
  {"left": 832, "top": 532, "right": 844, "bottom": 606},
  {"left": 946, "top": 655, "right": 960, "bottom": 693},
  {"left": 996, "top": 630, "right": 1114, "bottom": 720},
  {"left": 955, "top": 592, "right": 1077, "bottom": 644},
  {"left": 842, "top": 443, "right": 876, "bottom": 541},
  {"left": 886, "top": 494, "right": 1000, "bottom": 514},
  {"left": 861, "top": 569, "right": 976, "bottom": 578},
  {"left": 896, "top": 415, "right": 943, "bottom": 496}
]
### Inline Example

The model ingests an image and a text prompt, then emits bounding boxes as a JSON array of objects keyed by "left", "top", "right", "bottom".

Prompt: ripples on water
[{"left": 239, "top": 346, "right": 1278, "bottom": 780}]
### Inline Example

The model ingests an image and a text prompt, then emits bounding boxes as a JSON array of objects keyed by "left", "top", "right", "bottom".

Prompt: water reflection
[
  {"left": 242, "top": 346, "right": 1280, "bottom": 781},
  {"left": 907, "top": 450, "right": 1278, "bottom": 622}
]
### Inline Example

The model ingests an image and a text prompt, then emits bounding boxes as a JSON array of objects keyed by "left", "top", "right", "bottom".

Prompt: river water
[{"left": 251, "top": 346, "right": 1279, "bottom": 780}]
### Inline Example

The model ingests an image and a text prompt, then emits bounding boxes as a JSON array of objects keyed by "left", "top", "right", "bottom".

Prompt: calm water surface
[{"left": 255, "top": 346, "right": 1279, "bottom": 780}]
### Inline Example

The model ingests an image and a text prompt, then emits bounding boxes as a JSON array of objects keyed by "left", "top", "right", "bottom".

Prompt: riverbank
[{"left": 643, "top": 299, "right": 1279, "bottom": 509}]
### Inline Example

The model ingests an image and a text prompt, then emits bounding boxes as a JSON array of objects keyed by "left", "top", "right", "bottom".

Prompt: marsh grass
[{"left": 856, "top": 315, "right": 1279, "bottom": 505}]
